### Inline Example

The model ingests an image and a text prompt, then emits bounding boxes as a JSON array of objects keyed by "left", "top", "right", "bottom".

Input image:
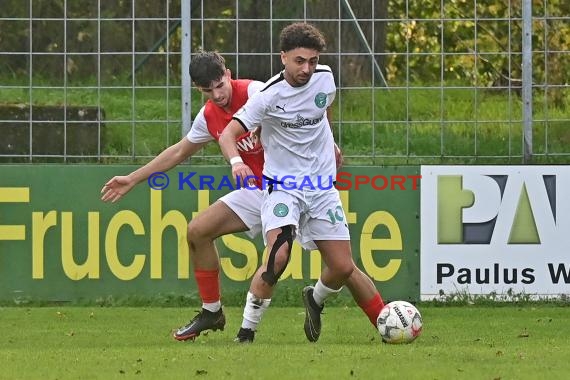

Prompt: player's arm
[
  {"left": 326, "top": 107, "right": 343, "bottom": 169},
  {"left": 251, "top": 125, "right": 262, "bottom": 148},
  {"left": 100, "top": 138, "right": 206, "bottom": 203},
  {"left": 219, "top": 120, "right": 256, "bottom": 186}
]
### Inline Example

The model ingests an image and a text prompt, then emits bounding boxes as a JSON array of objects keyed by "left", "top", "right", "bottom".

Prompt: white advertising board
[{"left": 421, "top": 166, "right": 570, "bottom": 298}]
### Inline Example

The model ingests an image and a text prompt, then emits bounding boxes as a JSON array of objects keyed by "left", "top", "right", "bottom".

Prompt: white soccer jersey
[
  {"left": 232, "top": 64, "right": 337, "bottom": 185},
  {"left": 187, "top": 80, "right": 265, "bottom": 144}
]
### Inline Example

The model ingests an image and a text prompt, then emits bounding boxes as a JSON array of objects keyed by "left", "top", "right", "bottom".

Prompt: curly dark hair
[
  {"left": 189, "top": 51, "right": 226, "bottom": 87},
  {"left": 279, "top": 22, "right": 326, "bottom": 53}
]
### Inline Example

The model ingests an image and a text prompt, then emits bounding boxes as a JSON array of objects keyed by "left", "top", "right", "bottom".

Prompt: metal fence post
[
  {"left": 522, "top": 0, "right": 533, "bottom": 163},
  {"left": 181, "top": 0, "right": 192, "bottom": 138}
]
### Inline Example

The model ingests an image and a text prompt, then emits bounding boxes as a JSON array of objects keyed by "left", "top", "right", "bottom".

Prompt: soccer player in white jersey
[
  {"left": 102, "top": 50, "right": 385, "bottom": 344},
  {"left": 220, "top": 22, "right": 380, "bottom": 342}
]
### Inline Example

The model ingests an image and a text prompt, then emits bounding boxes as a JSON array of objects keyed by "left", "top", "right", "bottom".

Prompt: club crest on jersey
[
  {"left": 314, "top": 92, "right": 327, "bottom": 108},
  {"left": 273, "top": 203, "right": 289, "bottom": 217}
]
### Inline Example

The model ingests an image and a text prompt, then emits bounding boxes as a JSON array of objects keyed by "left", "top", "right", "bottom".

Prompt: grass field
[{"left": 1, "top": 305, "right": 568, "bottom": 379}]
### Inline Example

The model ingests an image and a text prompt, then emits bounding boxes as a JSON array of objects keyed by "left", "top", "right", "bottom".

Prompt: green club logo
[
  {"left": 273, "top": 203, "right": 289, "bottom": 217},
  {"left": 314, "top": 92, "right": 327, "bottom": 108}
]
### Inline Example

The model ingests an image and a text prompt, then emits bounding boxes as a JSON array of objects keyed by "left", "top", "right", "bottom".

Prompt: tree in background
[{"left": 0, "top": 0, "right": 567, "bottom": 107}]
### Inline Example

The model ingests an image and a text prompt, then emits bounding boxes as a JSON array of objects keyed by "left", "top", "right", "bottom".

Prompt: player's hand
[
  {"left": 231, "top": 162, "right": 256, "bottom": 188},
  {"left": 334, "top": 143, "right": 344, "bottom": 169},
  {"left": 251, "top": 126, "right": 262, "bottom": 148},
  {"left": 100, "top": 176, "right": 135, "bottom": 203}
]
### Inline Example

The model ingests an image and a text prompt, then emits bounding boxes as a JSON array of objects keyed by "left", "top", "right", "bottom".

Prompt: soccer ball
[{"left": 377, "top": 300, "right": 423, "bottom": 344}]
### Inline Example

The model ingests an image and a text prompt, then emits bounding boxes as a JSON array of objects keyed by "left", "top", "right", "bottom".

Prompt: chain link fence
[{"left": 1, "top": 0, "right": 568, "bottom": 164}]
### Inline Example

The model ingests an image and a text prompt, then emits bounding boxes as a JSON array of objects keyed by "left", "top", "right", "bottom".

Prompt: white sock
[
  {"left": 312, "top": 278, "right": 343, "bottom": 306},
  {"left": 202, "top": 301, "right": 221, "bottom": 313},
  {"left": 241, "top": 291, "right": 271, "bottom": 330}
]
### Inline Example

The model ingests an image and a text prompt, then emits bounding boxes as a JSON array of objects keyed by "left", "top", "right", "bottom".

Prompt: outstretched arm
[{"left": 100, "top": 137, "right": 206, "bottom": 203}]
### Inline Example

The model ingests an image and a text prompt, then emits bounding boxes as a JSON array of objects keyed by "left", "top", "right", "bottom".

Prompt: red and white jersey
[{"left": 187, "top": 79, "right": 265, "bottom": 187}]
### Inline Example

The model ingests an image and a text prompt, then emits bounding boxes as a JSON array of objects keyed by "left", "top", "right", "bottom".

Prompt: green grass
[
  {"left": 1, "top": 77, "right": 569, "bottom": 164},
  {"left": 1, "top": 305, "right": 569, "bottom": 379}
]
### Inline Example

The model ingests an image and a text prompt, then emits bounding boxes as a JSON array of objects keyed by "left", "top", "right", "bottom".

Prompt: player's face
[
  {"left": 198, "top": 69, "right": 232, "bottom": 108},
  {"left": 281, "top": 48, "right": 319, "bottom": 87}
]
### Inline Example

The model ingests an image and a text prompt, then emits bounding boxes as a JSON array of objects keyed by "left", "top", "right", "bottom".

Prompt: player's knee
[
  {"left": 261, "top": 225, "right": 294, "bottom": 286},
  {"left": 187, "top": 220, "right": 212, "bottom": 244},
  {"left": 332, "top": 261, "right": 354, "bottom": 282},
  {"left": 186, "top": 221, "right": 200, "bottom": 242},
  {"left": 341, "top": 263, "right": 355, "bottom": 280},
  {"left": 273, "top": 226, "right": 294, "bottom": 266}
]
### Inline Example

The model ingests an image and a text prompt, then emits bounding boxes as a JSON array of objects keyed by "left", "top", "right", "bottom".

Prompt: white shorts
[
  {"left": 219, "top": 188, "right": 264, "bottom": 239},
  {"left": 261, "top": 187, "right": 350, "bottom": 250}
]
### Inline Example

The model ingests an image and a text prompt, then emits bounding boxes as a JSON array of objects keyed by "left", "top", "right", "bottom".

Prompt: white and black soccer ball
[{"left": 377, "top": 300, "right": 423, "bottom": 344}]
